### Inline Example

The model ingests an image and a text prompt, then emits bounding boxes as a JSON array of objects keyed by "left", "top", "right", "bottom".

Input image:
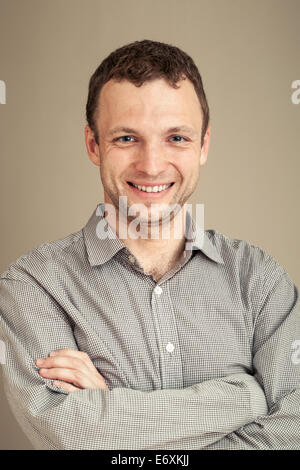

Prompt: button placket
[
  {"left": 154, "top": 285, "right": 163, "bottom": 295},
  {"left": 150, "top": 282, "right": 183, "bottom": 389},
  {"left": 166, "top": 342, "right": 175, "bottom": 353}
]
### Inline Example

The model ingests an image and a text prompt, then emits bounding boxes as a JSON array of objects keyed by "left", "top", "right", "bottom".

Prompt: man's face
[{"left": 85, "top": 77, "right": 210, "bottom": 226}]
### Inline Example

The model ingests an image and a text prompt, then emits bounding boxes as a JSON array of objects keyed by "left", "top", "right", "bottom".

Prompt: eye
[
  {"left": 115, "top": 135, "right": 136, "bottom": 143},
  {"left": 169, "top": 135, "right": 188, "bottom": 143}
]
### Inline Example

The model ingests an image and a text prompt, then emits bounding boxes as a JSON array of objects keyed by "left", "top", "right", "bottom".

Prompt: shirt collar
[{"left": 83, "top": 203, "right": 224, "bottom": 266}]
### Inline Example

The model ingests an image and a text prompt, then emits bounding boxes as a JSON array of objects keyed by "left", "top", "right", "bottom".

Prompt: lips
[{"left": 126, "top": 181, "right": 175, "bottom": 198}]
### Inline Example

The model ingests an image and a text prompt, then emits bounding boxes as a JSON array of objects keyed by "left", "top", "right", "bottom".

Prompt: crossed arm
[
  {"left": 201, "top": 271, "right": 300, "bottom": 449},
  {"left": 0, "top": 266, "right": 299, "bottom": 449}
]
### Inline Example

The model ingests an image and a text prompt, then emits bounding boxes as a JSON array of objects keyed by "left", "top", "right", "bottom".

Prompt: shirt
[{"left": 0, "top": 202, "right": 299, "bottom": 450}]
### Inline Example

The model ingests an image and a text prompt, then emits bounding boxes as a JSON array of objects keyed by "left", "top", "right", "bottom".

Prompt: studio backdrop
[{"left": 0, "top": 0, "right": 299, "bottom": 449}]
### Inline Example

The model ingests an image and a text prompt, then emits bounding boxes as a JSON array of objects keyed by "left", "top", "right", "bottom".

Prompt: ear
[
  {"left": 199, "top": 125, "right": 210, "bottom": 166},
  {"left": 85, "top": 124, "right": 100, "bottom": 167}
]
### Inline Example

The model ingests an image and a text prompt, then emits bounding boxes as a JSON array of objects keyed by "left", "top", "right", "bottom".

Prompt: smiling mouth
[{"left": 127, "top": 182, "right": 175, "bottom": 193}]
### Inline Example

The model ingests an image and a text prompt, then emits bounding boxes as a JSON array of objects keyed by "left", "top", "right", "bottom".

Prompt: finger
[
  {"left": 53, "top": 380, "right": 80, "bottom": 393},
  {"left": 39, "top": 367, "right": 91, "bottom": 389},
  {"left": 36, "top": 355, "right": 89, "bottom": 373},
  {"left": 48, "top": 349, "right": 96, "bottom": 372}
]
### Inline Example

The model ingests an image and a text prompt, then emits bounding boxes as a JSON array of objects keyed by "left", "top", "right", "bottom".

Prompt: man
[{"left": 0, "top": 40, "right": 299, "bottom": 450}]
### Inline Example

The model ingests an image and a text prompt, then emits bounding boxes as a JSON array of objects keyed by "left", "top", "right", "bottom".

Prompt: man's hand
[{"left": 35, "top": 348, "right": 109, "bottom": 392}]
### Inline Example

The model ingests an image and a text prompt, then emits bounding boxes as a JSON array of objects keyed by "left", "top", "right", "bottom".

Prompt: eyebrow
[
  {"left": 108, "top": 127, "right": 137, "bottom": 137},
  {"left": 107, "top": 125, "right": 199, "bottom": 138},
  {"left": 167, "top": 126, "right": 198, "bottom": 137}
]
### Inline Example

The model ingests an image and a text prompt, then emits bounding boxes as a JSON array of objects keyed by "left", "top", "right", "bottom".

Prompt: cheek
[
  {"left": 100, "top": 157, "right": 128, "bottom": 187},
  {"left": 177, "top": 157, "right": 200, "bottom": 179},
  {"left": 103, "top": 146, "right": 134, "bottom": 167}
]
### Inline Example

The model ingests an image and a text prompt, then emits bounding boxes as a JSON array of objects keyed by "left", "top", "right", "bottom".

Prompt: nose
[{"left": 134, "top": 141, "right": 169, "bottom": 176}]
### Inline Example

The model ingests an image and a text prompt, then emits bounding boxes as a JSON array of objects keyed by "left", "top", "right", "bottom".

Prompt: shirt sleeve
[
  {"left": 202, "top": 258, "right": 300, "bottom": 449},
  {"left": 0, "top": 276, "right": 267, "bottom": 450}
]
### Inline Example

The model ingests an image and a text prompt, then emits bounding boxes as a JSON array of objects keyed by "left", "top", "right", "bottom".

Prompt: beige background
[{"left": 0, "top": 0, "right": 299, "bottom": 450}]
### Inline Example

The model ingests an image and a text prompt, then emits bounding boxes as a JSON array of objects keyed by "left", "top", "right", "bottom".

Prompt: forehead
[{"left": 98, "top": 78, "right": 202, "bottom": 125}]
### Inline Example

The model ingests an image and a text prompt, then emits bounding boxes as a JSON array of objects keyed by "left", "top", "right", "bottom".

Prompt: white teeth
[{"left": 131, "top": 183, "right": 172, "bottom": 192}]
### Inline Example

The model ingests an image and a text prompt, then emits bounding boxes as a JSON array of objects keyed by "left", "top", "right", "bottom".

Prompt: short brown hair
[{"left": 86, "top": 39, "right": 210, "bottom": 146}]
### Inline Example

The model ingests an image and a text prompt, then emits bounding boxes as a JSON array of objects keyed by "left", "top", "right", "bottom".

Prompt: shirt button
[
  {"left": 166, "top": 342, "right": 175, "bottom": 353},
  {"left": 128, "top": 255, "right": 135, "bottom": 264},
  {"left": 154, "top": 285, "right": 162, "bottom": 295}
]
